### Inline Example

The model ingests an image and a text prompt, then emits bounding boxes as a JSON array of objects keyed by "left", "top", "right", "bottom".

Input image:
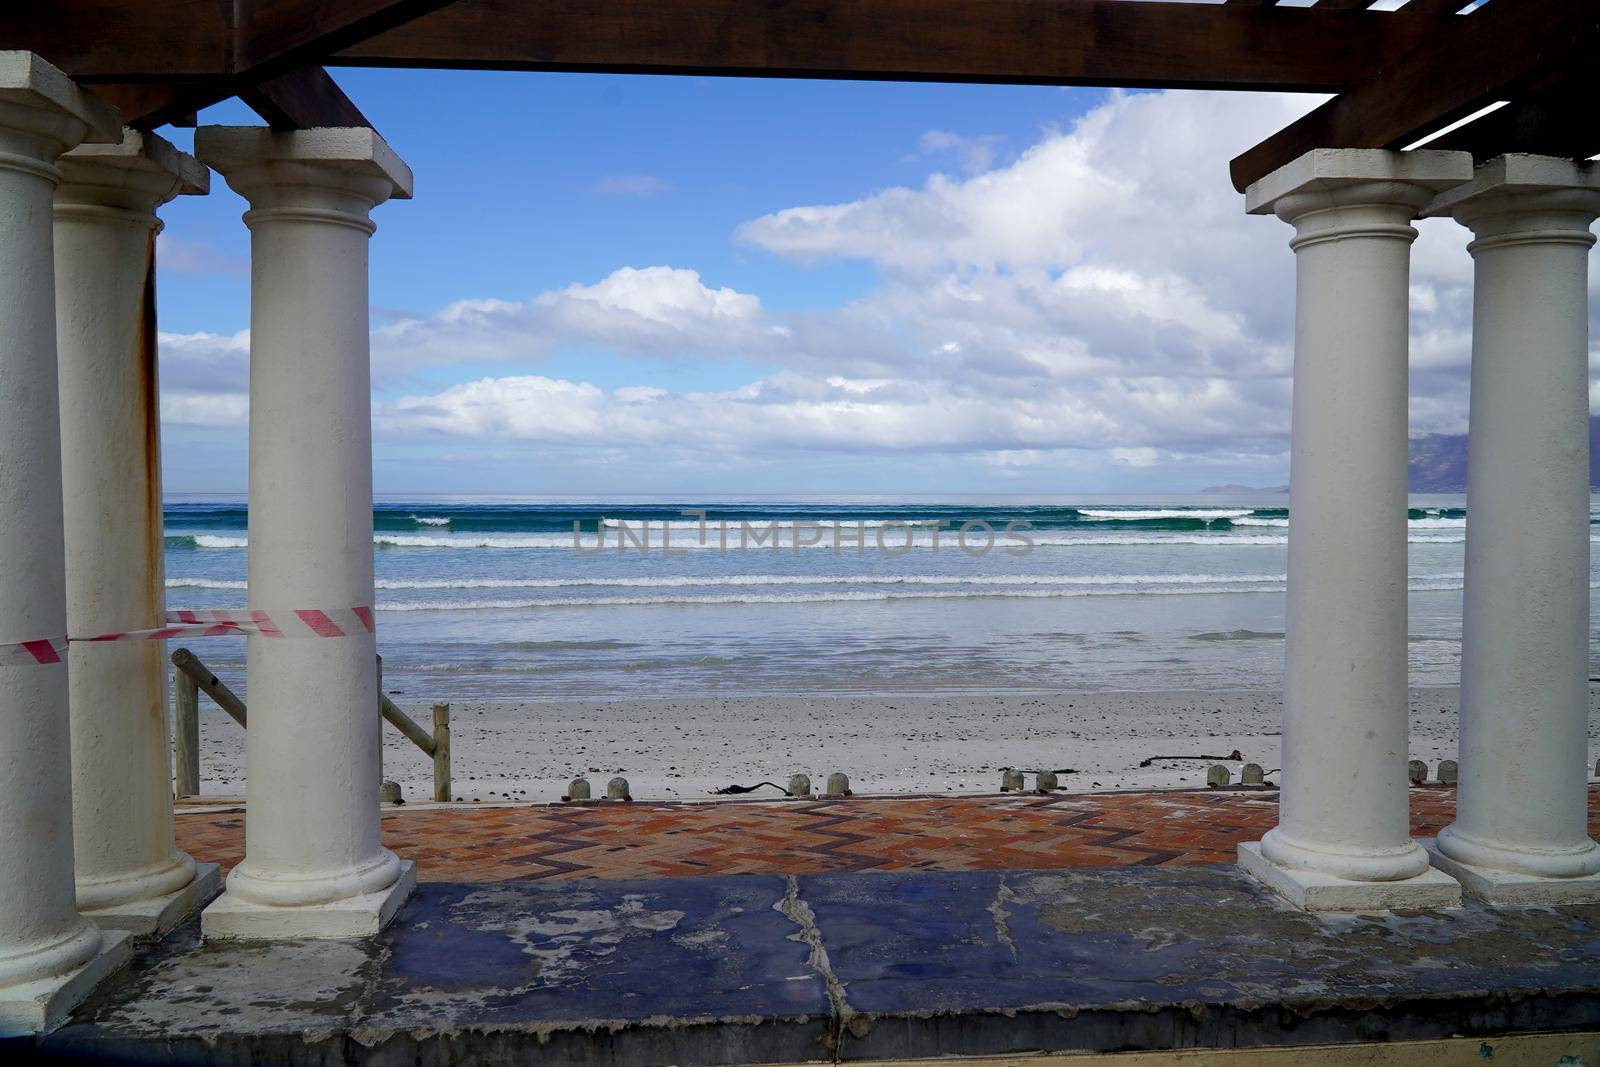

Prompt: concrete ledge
[
  {"left": 770, "top": 1032, "right": 1600, "bottom": 1066},
  {"left": 1425, "top": 839, "right": 1600, "bottom": 905},
  {"left": 0, "top": 930, "right": 130, "bottom": 1035},
  {"left": 30, "top": 868, "right": 1600, "bottom": 1064},
  {"left": 202, "top": 861, "right": 415, "bottom": 940},
  {"left": 84, "top": 863, "right": 222, "bottom": 940},
  {"left": 1238, "top": 841, "right": 1462, "bottom": 912}
]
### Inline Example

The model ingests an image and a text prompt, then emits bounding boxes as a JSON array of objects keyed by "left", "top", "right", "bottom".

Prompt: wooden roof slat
[
  {"left": 1404, "top": 0, "right": 1470, "bottom": 13},
  {"left": 332, "top": 0, "right": 1453, "bottom": 93},
  {"left": 1230, "top": 0, "right": 1600, "bottom": 191}
]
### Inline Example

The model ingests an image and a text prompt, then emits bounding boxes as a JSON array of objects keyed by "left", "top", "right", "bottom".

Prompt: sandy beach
[{"left": 189, "top": 687, "right": 1600, "bottom": 805}]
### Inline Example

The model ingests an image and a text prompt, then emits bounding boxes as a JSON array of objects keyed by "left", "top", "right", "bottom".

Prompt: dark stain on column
[{"left": 138, "top": 225, "right": 164, "bottom": 616}]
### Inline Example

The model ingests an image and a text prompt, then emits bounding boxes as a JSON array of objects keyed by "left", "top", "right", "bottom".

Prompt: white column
[
  {"left": 0, "top": 52, "right": 131, "bottom": 1033},
  {"left": 1235, "top": 148, "right": 1470, "bottom": 911},
  {"left": 194, "top": 127, "right": 414, "bottom": 939},
  {"left": 1425, "top": 155, "right": 1600, "bottom": 904},
  {"left": 53, "top": 130, "right": 220, "bottom": 937}
]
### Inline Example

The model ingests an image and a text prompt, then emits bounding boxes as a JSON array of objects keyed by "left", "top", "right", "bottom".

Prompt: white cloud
[
  {"left": 376, "top": 369, "right": 1287, "bottom": 457},
  {"left": 158, "top": 329, "right": 249, "bottom": 427},
  {"left": 368, "top": 266, "right": 791, "bottom": 373},
  {"left": 916, "top": 130, "right": 1006, "bottom": 175}
]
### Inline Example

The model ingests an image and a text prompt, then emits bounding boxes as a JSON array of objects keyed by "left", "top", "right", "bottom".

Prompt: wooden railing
[{"left": 171, "top": 648, "right": 451, "bottom": 803}]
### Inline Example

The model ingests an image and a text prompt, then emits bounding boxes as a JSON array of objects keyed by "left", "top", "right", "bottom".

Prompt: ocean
[{"left": 159, "top": 493, "right": 1597, "bottom": 704}]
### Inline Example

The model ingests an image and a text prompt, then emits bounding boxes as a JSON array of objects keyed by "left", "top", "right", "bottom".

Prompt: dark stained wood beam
[
  {"left": 231, "top": 1, "right": 461, "bottom": 79},
  {"left": 0, "top": 2, "right": 229, "bottom": 80},
  {"left": 333, "top": 0, "right": 1456, "bottom": 92},
  {"left": 1230, "top": 0, "right": 1600, "bottom": 191},
  {"left": 2, "top": 1, "right": 456, "bottom": 126},
  {"left": 1313, "top": 0, "right": 1381, "bottom": 10},
  {"left": 1, "top": 2, "right": 443, "bottom": 81},
  {"left": 85, "top": 82, "right": 213, "bottom": 129},
  {"left": 1427, "top": 64, "right": 1600, "bottom": 161},
  {"left": 240, "top": 66, "right": 373, "bottom": 130},
  {"left": 1404, "top": 0, "right": 1469, "bottom": 12}
]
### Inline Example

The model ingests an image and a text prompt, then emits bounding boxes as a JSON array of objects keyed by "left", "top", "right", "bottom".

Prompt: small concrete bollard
[
  {"left": 1408, "top": 759, "right": 1428, "bottom": 784},
  {"left": 379, "top": 780, "right": 404, "bottom": 805},
  {"left": 1240, "top": 763, "right": 1264, "bottom": 786},
  {"left": 1206, "top": 764, "right": 1230, "bottom": 788},
  {"left": 606, "top": 776, "right": 632, "bottom": 802},
  {"left": 1035, "top": 770, "right": 1058, "bottom": 793},
  {"left": 787, "top": 773, "right": 813, "bottom": 798},
  {"left": 1001, "top": 769, "right": 1025, "bottom": 792},
  {"left": 1437, "top": 759, "right": 1458, "bottom": 785},
  {"left": 564, "top": 777, "right": 592, "bottom": 802},
  {"left": 825, "top": 772, "right": 851, "bottom": 797}
]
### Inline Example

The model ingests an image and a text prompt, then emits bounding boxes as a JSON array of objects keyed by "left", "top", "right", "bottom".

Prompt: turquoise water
[{"left": 157, "top": 492, "right": 1596, "bottom": 702}]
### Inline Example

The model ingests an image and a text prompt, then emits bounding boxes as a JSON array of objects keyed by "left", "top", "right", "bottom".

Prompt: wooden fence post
[
  {"left": 174, "top": 666, "right": 200, "bottom": 797},
  {"left": 376, "top": 653, "right": 384, "bottom": 792},
  {"left": 432, "top": 702, "right": 451, "bottom": 802}
]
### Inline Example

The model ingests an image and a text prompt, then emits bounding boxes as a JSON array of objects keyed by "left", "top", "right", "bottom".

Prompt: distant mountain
[
  {"left": 1199, "top": 483, "right": 1289, "bottom": 494},
  {"left": 1407, "top": 415, "right": 1600, "bottom": 492}
]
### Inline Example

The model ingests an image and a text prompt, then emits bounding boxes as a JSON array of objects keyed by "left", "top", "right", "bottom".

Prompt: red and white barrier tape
[
  {"left": 1, "top": 606, "right": 374, "bottom": 667},
  {"left": 0, "top": 637, "right": 68, "bottom": 667}
]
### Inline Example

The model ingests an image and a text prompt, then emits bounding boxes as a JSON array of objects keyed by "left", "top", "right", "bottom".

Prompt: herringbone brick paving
[{"left": 173, "top": 785, "right": 1600, "bottom": 883}]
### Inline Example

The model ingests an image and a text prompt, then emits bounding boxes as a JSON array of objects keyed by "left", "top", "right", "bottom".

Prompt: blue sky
[{"left": 151, "top": 69, "right": 1520, "bottom": 496}]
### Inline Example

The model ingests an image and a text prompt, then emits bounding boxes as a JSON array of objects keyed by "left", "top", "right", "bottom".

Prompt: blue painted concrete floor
[{"left": 22, "top": 866, "right": 1600, "bottom": 1064}]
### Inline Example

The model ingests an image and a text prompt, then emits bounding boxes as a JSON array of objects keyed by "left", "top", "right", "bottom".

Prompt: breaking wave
[{"left": 165, "top": 531, "right": 1498, "bottom": 550}]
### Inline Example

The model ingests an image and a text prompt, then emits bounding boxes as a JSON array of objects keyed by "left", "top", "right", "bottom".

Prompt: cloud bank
[{"left": 159, "top": 88, "right": 1595, "bottom": 485}]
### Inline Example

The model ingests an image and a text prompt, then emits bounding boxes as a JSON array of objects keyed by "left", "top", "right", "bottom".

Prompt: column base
[
  {"left": 1424, "top": 840, "right": 1600, "bottom": 905},
  {"left": 83, "top": 863, "right": 222, "bottom": 940},
  {"left": 1239, "top": 841, "right": 1462, "bottom": 912},
  {"left": 201, "top": 860, "right": 415, "bottom": 940},
  {"left": 0, "top": 930, "right": 131, "bottom": 1035}
]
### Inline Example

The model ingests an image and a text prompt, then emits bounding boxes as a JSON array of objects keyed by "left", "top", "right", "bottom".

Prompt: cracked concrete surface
[
  {"left": 17, "top": 867, "right": 1600, "bottom": 1064},
  {"left": 776, "top": 874, "right": 860, "bottom": 1056},
  {"left": 987, "top": 874, "right": 1019, "bottom": 962}
]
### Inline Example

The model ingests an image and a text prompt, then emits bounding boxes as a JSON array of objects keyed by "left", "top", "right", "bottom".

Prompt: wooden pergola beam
[
  {"left": 0, "top": 2, "right": 229, "bottom": 80},
  {"left": 1230, "top": 0, "right": 1600, "bottom": 192},
  {"left": 332, "top": 0, "right": 1454, "bottom": 92},
  {"left": 1, "top": 1, "right": 455, "bottom": 126},
  {"left": 239, "top": 66, "right": 373, "bottom": 130},
  {"left": 230, "top": 0, "right": 460, "bottom": 79},
  {"left": 1427, "top": 63, "right": 1600, "bottom": 162}
]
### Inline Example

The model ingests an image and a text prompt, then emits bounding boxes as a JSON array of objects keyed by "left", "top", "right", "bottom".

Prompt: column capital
[
  {"left": 0, "top": 51, "right": 121, "bottom": 173},
  {"left": 1245, "top": 148, "right": 1474, "bottom": 232},
  {"left": 56, "top": 129, "right": 208, "bottom": 222},
  {"left": 1422, "top": 154, "right": 1600, "bottom": 250},
  {"left": 194, "top": 126, "right": 411, "bottom": 234}
]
